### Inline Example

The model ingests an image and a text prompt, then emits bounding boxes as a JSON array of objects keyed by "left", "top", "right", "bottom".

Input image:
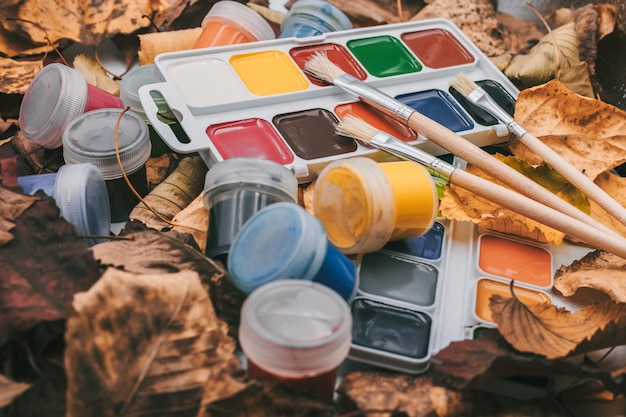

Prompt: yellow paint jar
[{"left": 313, "top": 157, "right": 438, "bottom": 254}]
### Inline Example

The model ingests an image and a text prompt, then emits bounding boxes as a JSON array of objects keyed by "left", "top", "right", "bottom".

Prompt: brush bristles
[
  {"left": 303, "top": 52, "right": 346, "bottom": 84},
  {"left": 449, "top": 73, "right": 479, "bottom": 98},
  {"left": 336, "top": 115, "right": 379, "bottom": 144}
]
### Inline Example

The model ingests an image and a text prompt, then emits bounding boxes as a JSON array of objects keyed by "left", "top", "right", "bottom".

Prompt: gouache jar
[
  {"left": 17, "top": 163, "right": 111, "bottom": 246},
  {"left": 279, "top": 0, "right": 353, "bottom": 39},
  {"left": 193, "top": 1, "right": 276, "bottom": 49},
  {"left": 203, "top": 158, "right": 298, "bottom": 261},
  {"left": 313, "top": 157, "right": 439, "bottom": 254},
  {"left": 120, "top": 64, "right": 175, "bottom": 157},
  {"left": 62, "top": 109, "right": 152, "bottom": 223},
  {"left": 227, "top": 202, "right": 356, "bottom": 300},
  {"left": 19, "top": 63, "right": 124, "bottom": 149},
  {"left": 239, "top": 279, "right": 352, "bottom": 402}
]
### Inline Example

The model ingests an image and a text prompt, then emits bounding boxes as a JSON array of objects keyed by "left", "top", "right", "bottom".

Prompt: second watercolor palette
[
  {"left": 348, "top": 214, "right": 597, "bottom": 374},
  {"left": 139, "top": 19, "right": 519, "bottom": 182}
]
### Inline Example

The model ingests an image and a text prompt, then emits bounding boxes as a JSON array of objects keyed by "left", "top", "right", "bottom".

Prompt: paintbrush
[
  {"left": 336, "top": 115, "right": 626, "bottom": 259},
  {"left": 450, "top": 73, "right": 626, "bottom": 229},
  {"left": 303, "top": 51, "right": 621, "bottom": 238}
]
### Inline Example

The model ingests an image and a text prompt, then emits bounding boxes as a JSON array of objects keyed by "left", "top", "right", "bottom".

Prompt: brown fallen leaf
[
  {"left": 137, "top": 27, "right": 203, "bottom": 65},
  {"left": 432, "top": 328, "right": 626, "bottom": 395},
  {"left": 200, "top": 381, "right": 334, "bottom": 417},
  {"left": 588, "top": 171, "right": 626, "bottom": 236},
  {"left": 0, "top": 374, "right": 31, "bottom": 408},
  {"left": 337, "top": 370, "right": 477, "bottom": 417},
  {"left": 490, "top": 294, "right": 626, "bottom": 359},
  {"left": 171, "top": 193, "right": 209, "bottom": 253},
  {"left": 510, "top": 80, "right": 626, "bottom": 180},
  {"left": 411, "top": 0, "right": 508, "bottom": 57},
  {"left": 129, "top": 155, "right": 208, "bottom": 231},
  {"left": 65, "top": 268, "right": 244, "bottom": 417},
  {"left": 554, "top": 250, "right": 626, "bottom": 303},
  {"left": 0, "top": 57, "right": 43, "bottom": 94},
  {"left": 0, "top": 186, "right": 101, "bottom": 333}
]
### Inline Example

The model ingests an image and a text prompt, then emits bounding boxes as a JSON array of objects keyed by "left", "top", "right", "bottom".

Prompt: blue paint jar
[
  {"left": 227, "top": 202, "right": 356, "bottom": 300},
  {"left": 279, "top": 0, "right": 353, "bottom": 39},
  {"left": 17, "top": 163, "right": 111, "bottom": 246}
]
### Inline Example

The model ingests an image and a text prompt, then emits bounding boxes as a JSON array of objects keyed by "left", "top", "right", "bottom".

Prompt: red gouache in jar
[{"left": 84, "top": 84, "right": 124, "bottom": 112}]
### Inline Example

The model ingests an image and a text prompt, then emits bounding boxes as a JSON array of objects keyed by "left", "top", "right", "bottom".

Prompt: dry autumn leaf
[
  {"left": 337, "top": 370, "right": 475, "bottom": 417},
  {"left": 170, "top": 193, "right": 209, "bottom": 253},
  {"left": 129, "top": 155, "right": 208, "bottom": 231},
  {"left": 588, "top": 171, "right": 626, "bottom": 236},
  {"left": 504, "top": 23, "right": 586, "bottom": 91},
  {"left": 0, "top": 374, "right": 31, "bottom": 408},
  {"left": 65, "top": 268, "right": 244, "bottom": 417},
  {"left": 0, "top": 186, "right": 101, "bottom": 333},
  {"left": 490, "top": 293, "right": 626, "bottom": 359},
  {"left": 439, "top": 154, "right": 589, "bottom": 244},
  {"left": 72, "top": 54, "right": 120, "bottom": 96},
  {"left": 554, "top": 250, "right": 626, "bottom": 303},
  {"left": 510, "top": 80, "right": 626, "bottom": 180}
]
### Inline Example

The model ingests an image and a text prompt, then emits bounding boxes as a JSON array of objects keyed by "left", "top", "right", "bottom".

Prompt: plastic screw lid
[
  {"left": 120, "top": 64, "right": 175, "bottom": 120},
  {"left": 54, "top": 163, "right": 111, "bottom": 245},
  {"left": 62, "top": 109, "right": 151, "bottom": 180},
  {"left": 202, "top": 1, "right": 276, "bottom": 42},
  {"left": 19, "top": 63, "right": 88, "bottom": 149},
  {"left": 227, "top": 202, "right": 328, "bottom": 294},
  {"left": 283, "top": 0, "right": 353, "bottom": 32},
  {"left": 203, "top": 157, "right": 298, "bottom": 204}
]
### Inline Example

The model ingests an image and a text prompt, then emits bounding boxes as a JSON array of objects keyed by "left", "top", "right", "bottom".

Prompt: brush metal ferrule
[
  {"left": 468, "top": 88, "right": 528, "bottom": 138},
  {"left": 371, "top": 131, "right": 455, "bottom": 179},
  {"left": 334, "top": 74, "right": 415, "bottom": 123}
]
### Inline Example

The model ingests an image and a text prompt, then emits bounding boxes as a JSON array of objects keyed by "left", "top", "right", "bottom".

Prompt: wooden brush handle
[
  {"left": 407, "top": 111, "right": 621, "bottom": 238},
  {"left": 450, "top": 168, "right": 626, "bottom": 258},
  {"left": 519, "top": 131, "right": 626, "bottom": 228}
]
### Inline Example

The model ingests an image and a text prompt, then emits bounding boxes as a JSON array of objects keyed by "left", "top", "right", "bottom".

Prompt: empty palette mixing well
[{"left": 139, "top": 18, "right": 519, "bottom": 182}]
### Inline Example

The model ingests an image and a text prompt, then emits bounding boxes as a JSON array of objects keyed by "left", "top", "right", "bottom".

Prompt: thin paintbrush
[
  {"left": 336, "top": 115, "right": 626, "bottom": 259},
  {"left": 450, "top": 73, "right": 626, "bottom": 229},
  {"left": 303, "top": 51, "right": 621, "bottom": 238}
]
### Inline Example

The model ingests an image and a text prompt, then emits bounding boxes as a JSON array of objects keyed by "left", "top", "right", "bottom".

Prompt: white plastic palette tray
[
  {"left": 348, "top": 215, "right": 597, "bottom": 375},
  {"left": 139, "top": 18, "right": 520, "bottom": 182}
]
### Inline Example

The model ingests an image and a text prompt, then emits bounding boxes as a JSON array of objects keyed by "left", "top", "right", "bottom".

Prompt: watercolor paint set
[
  {"left": 347, "top": 196, "right": 596, "bottom": 374},
  {"left": 139, "top": 18, "right": 519, "bottom": 182}
]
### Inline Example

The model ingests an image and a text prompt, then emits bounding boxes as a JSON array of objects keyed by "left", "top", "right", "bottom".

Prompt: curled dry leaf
[
  {"left": 0, "top": 57, "right": 43, "bottom": 95},
  {"left": 0, "top": 374, "right": 31, "bottom": 408},
  {"left": 171, "top": 193, "right": 209, "bottom": 253},
  {"left": 0, "top": 187, "right": 101, "bottom": 333},
  {"left": 129, "top": 155, "right": 208, "bottom": 231},
  {"left": 490, "top": 294, "right": 626, "bottom": 359},
  {"left": 65, "top": 268, "right": 244, "bottom": 417},
  {"left": 588, "top": 171, "right": 626, "bottom": 236},
  {"left": 337, "top": 370, "right": 475, "bottom": 417},
  {"left": 72, "top": 55, "right": 120, "bottom": 96},
  {"left": 138, "top": 28, "right": 203, "bottom": 65},
  {"left": 439, "top": 154, "right": 590, "bottom": 244},
  {"left": 554, "top": 250, "right": 626, "bottom": 303},
  {"left": 92, "top": 226, "right": 224, "bottom": 282},
  {"left": 411, "top": 0, "right": 508, "bottom": 57},
  {"left": 510, "top": 80, "right": 626, "bottom": 180}
]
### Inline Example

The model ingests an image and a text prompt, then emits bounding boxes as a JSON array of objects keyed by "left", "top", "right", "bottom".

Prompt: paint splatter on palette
[
  {"left": 348, "top": 200, "right": 598, "bottom": 374},
  {"left": 139, "top": 19, "right": 519, "bottom": 182}
]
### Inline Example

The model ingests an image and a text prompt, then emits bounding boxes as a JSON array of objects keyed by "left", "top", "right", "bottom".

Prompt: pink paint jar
[
  {"left": 193, "top": 1, "right": 276, "bottom": 49},
  {"left": 239, "top": 280, "right": 352, "bottom": 402},
  {"left": 19, "top": 63, "right": 124, "bottom": 149}
]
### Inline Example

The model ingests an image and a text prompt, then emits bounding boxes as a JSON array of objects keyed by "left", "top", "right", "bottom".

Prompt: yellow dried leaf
[
  {"left": 0, "top": 57, "right": 43, "bottom": 94},
  {"left": 490, "top": 295, "right": 626, "bottom": 359},
  {"left": 505, "top": 23, "right": 580, "bottom": 87},
  {"left": 0, "top": 374, "right": 31, "bottom": 408},
  {"left": 554, "top": 250, "right": 626, "bottom": 303},
  {"left": 510, "top": 80, "right": 626, "bottom": 180},
  {"left": 589, "top": 172, "right": 626, "bottom": 236},
  {"left": 171, "top": 194, "right": 209, "bottom": 253},
  {"left": 73, "top": 54, "right": 120, "bottom": 96}
]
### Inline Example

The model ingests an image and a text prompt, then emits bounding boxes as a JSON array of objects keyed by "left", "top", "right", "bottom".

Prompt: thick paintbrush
[
  {"left": 335, "top": 115, "right": 626, "bottom": 259},
  {"left": 303, "top": 51, "right": 621, "bottom": 238},
  {"left": 450, "top": 73, "right": 626, "bottom": 229}
]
